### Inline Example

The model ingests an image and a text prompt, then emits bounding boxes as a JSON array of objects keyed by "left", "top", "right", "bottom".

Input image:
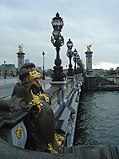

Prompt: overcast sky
[{"left": 0, "top": 0, "right": 119, "bottom": 70}]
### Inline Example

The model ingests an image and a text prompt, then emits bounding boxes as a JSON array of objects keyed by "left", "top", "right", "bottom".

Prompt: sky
[{"left": 0, "top": 0, "right": 119, "bottom": 70}]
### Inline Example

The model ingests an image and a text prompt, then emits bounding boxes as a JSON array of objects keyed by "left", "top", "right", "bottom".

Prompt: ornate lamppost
[
  {"left": 51, "top": 12, "right": 65, "bottom": 81},
  {"left": 42, "top": 51, "right": 45, "bottom": 80},
  {"left": 76, "top": 54, "right": 85, "bottom": 79},
  {"left": 66, "top": 38, "right": 74, "bottom": 76},
  {"left": 76, "top": 54, "right": 82, "bottom": 74},
  {"left": 73, "top": 49, "right": 78, "bottom": 74},
  {"left": 3, "top": 61, "right": 6, "bottom": 78}
]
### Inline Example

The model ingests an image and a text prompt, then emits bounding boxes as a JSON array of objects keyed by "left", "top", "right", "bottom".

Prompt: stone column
[
  {"left": 17, "top": 44, "right": 25, "bottom": 72},
  {"left": 85, "top": 44, "right": 93, "bottom": 71}
]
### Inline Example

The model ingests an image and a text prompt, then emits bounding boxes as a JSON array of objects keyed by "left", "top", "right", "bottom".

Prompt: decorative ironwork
[
  {"left": 42, "top": 51, "right": 45, "bottom": 80},
  {"left": 66, "top": 38, "right": 74, "bottom": 76},
  {"left": 51, "top": 13, "right": 65, "bottom": 81},
  {"left": 18, "top": 44, "right": 24, "bottom": 53},
  {"left": 76, "top": 54, "right": 82, "bottom": 74},
  {"left": 16, "top": 127, "right": 22, "bottom": 139},
  {"left": 73, "top": 49, "right": 78, "bottom": 74}
]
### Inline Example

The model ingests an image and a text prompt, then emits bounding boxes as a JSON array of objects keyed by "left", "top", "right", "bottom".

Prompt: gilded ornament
[
  {"left": 18, "top": 44, "right": 24, "bottom": 53},
  {"left": 16, "top": 127, "right": 22, "bottom": 139},
  {"left": 55, "top": 133, "right": 64, "bottom": 151},
  {"left": 47, "top": 143, "right": 58, "bottom": 153},
  {"left": 87, "top": 44, "right": 92, "bottom": 52},
  {"left": 28, "top": 69, "right": 41, "bottom": 87},
  {"left": 31, "top": 90, "right": 43, "bottom": 111},
  {"left": 39, "top": 92, "right": 50, "bottom": 104}
]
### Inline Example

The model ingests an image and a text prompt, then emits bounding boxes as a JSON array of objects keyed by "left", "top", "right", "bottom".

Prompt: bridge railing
[
  {"left": 45, "top": 77, "right": 83, "bottom": 148},
  {"left": 0, "top": 75, "right": 83, "bottom": 150}
]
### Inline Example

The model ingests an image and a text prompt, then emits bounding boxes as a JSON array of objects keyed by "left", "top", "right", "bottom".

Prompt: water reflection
[{"left": 74, "top": 91, "right": 119, "bottom": 146}]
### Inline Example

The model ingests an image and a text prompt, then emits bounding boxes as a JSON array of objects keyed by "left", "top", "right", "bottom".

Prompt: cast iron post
[
  {"left": 42, "top": 51, "right": 45, "bottom": 80},
  {"left": 73, "top": 49, "right": 78, "bottom": 74},
  {"left": 51, "top": 12, "right": 65, "bottom": 81},
  {"left": 66, "top": 38, "right": 74, "bottom": 76}
]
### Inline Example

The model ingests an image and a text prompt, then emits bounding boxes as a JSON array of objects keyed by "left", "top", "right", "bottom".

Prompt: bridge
[
  {"left": 0, "top": 12, "right": 119, "bottom": 159},
  {"left": 0, "top": 73, "right": 83, "bottom": 156},
  {"left": 1, "top": 73, "right": 119, "bottom": 159}
]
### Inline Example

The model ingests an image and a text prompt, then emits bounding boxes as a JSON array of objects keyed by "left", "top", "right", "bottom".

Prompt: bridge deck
[{"left": 0, "top": 137, "right": 119, "bottom": 159}]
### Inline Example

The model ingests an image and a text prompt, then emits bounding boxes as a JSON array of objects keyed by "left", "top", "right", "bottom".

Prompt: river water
[{"left": 74, "top": 91, "right": 119, "bottom": 146}]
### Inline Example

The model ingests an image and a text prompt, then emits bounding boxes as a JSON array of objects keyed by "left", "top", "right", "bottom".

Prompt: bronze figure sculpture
[{"left": 0, "top": 63, "right": 63, "bottom": 153}]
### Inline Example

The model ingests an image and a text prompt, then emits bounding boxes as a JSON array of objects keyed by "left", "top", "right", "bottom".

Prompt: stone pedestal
[{"left": 85, "top": 51, "right": 93, "bottom": 72}]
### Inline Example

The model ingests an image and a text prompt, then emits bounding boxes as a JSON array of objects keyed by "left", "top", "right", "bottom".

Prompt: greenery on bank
[{"left": 105, "top": 68, "right": 117, "bottom": 75}]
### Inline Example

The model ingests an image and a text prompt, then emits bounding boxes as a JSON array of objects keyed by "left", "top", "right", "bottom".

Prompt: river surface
[{"left": 74, "top": 91, "right": 119, "bottom": 146}]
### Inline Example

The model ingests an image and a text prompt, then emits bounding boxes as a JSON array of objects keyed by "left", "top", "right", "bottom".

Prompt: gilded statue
[
  {"left": 9, "top": 63, "right": 63, "bottom": 153},
  {"left": 18, "top": 44, "right": 24, "bottom": 53},
  {"left": 87, "top": 44, "right": 92, "bottom": 52}
]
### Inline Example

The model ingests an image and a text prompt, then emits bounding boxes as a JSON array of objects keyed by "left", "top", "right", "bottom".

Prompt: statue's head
[{"left": 19, "top": 63, "right": 41, "bottom": 86}]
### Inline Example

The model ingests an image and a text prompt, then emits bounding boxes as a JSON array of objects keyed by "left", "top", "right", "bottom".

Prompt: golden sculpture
[
  {"left": 28, "top": 68, "right": 50, "bottom": 112},
  {"left": 9, "top": 62, "right": 64, "bottom": 152},
  {"left": 87, "top": 44, "right": 92, "bottom": 52},
  {"left": 18, "top": 44, "right": 24, "bottom": 53},
  {"left": 30, "top": 90, "right": 43, "bottom": 112},
  {"left": 16, "top": 127, "right": 22, "bottom": 139}
]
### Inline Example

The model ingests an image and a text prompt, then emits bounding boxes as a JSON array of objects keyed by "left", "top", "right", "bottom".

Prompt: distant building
[
  {"left": 92, "top": 69, "right": 105, "bottom": 76},
  {"left": 25, "top": 59, "right": 29, "bottom": 64},
  {"left": 36, "top": 66, "right": 42, "bottom": 74},
  {"left": 85, "top": 69, "right": 105, "bottom": 77},
  {"left": 0, "top": 64, "right": 17, "bottom": 77},
  {"left": 116, "top": 67, "right": 119, "bottom": 74}
]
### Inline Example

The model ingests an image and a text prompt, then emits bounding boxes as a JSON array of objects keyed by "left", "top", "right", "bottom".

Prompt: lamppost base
[
  {"left": 42, "top": 71, "right": 45, "bottom": 80},
  {"left": 67, "top": 68, "right": 73, "bottom": 76},
  {"left": 51, "top": 66, "right": 65, "bottom": 81},
  {"left": 42, "top": 77, "right": 45, "bottom": 80}
]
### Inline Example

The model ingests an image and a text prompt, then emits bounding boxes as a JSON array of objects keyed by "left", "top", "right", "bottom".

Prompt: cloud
[{"left": 93, "top": 61, "right": 119, "bottom": 70}]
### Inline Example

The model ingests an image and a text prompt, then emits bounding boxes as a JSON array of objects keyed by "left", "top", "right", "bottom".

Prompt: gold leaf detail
[{"left": 16, "top": 127, "right": 22, "bottom": 139}]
